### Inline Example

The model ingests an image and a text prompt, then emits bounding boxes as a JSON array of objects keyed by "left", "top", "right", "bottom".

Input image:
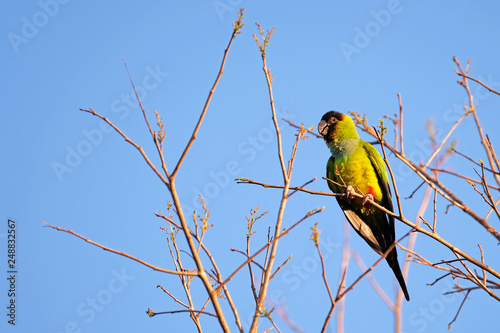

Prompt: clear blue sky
[{"left": 2, "top": 1, "right": 500, "bottom": 332}]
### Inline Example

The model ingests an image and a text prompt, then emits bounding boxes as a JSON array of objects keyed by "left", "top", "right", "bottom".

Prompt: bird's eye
[{"left": 328, "top": 117, "right": 337, "bottom": 125}]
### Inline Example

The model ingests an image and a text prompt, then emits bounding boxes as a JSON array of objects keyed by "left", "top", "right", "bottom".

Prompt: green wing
[
  {"left": 326, "top": 156, "right": 383, "bottom": 254},
  {"left": 361, "top": 141, "right": 395, "bottom": 237},
  {"left": 362, "top": 141, "right": 410, "bottom": 301}
]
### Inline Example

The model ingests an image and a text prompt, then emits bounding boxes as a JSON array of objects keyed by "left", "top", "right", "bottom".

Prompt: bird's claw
[
  {"left": 362, "top": 193, "right": 374, "bottom": 206},
  {"left": 345, "top": 185, "right": 355, "bottom": 201}
]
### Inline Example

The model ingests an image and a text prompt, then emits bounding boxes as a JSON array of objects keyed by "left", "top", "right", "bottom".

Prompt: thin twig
[
  {"left": 240, "top": 178, "right": 500, "bottom": 281},
  {"left": 231, "top": 248, "right": 265, "bottom": 271},
  {"left": 157, "top": 285, "right": 189, "bottom": 308},
  {"left": 454, "top": 56, "right": 500, "bottom": 187},
  {"left": 427, "top": 167, "right": 500, "bottom": 191},
  {"left": 455, "top": 72, "right": 500, "bottom": 96},
  {"left": 452, "top": 149, "right": 500, "bottom": 176},
  {"left": 216, "top": 208, "right": 324, "bottom": 293},
  {"left": 478, "top": 244, "right": 487, "bottom": 286},
  {"left": 311, "top": 223, "right": 335, "bottom": 333},
  {"left": 398, "top": 93, "right": 405, "bottom": 156},
  {"left": 374, "top": 127, "right": 403, "bottom": 218},
  {"left": 79, "top": 108, "right": 170, "bottom": 187},
  {"left": 447, "top": 290, "right": 470, "bottom": 330},
  {"left": 42, "top": 221, "right": 198, "bottom": 276},
  {"left": 335, "top": 220, "right": 350, "bottom": 333},
  {"left": 423, "top": 112, "right": 468, "bottom": 170},
  {"left": 282, "top": 117, "right": 322, "bottom": 138},
  {"left": 147, "top": 308, "right": 217, "bottom": 318},
  {"left": 270, "top": 256, "right": 292, "bottom": 281},
  {"left": 171, "top": 14, "right": 241, "bottom": 179}
]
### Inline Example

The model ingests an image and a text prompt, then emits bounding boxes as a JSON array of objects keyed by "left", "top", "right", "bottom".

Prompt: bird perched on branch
[{"left": 318, "top": 111, "right": 410, "bottom": 301}]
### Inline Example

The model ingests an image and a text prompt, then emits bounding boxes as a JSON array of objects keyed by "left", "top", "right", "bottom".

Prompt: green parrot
[{"left": 318, "top": 111, "right": 410, "bottom": 301}]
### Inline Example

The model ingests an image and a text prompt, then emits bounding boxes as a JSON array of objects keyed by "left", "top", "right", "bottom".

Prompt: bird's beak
[{"left": 318, "top": 120, "right": 328, "bottom": 137}]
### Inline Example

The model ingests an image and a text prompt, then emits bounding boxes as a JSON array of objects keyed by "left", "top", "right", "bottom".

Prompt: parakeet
[{"left": 318, "top": 111, "right": 410, "bottom": 301}]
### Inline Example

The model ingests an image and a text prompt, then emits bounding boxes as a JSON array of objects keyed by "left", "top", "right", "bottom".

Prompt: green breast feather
[{"left": 326, "top": 140, "right": 389, "bottom": 206}]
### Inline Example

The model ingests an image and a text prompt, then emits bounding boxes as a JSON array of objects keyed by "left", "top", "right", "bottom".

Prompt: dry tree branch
[
  {"left": 452, "top": 252, "right": 500, "bottom": 301},
  {"left": 310, "top": 223, "right": 335, "bottom": 333},
  {"left": 42, "top": 221, "right": 198, "bottom": 276},
  {"left": 319, "top": 231, "right": 413, "bottom": 333},
  {"left": 427, "top": 167, "right": 500, "bottom": 191},
  {"left": 248, "top": 23, "right": 308, "bottom": 333},
  {"left": 478, "top": 164, "right": 500, "bottom": 220},
  {"left": 236, "top": 177, "right": 327, "bottom": 197},
  {"left": 422, "top": 112, "right": 469, "bottom": 170},
  {"left": 163, "top": 222, "right": 201, "bottom": 327},
  {"left": 122, "top": 59, "right": 171, "bottom": 179},
  {"left": 485, "top": 196, "right": 500, "bottom": 220},
  {"left": 455, "top": 72, "right": 500, "bottom": 96},
  {"left": 79, "top": 108, "right": 170, "bottom": 187},
  {"left": 397, "top": 93, "right": 405, "bottom": 156},
  {"left": 282, "top": 117, "right": 322, "bottom": 138},
  {"left": 73, "top": 10, "right": 247, "bottom": 332},
  {"left": 335, "top": 220, "right": 350, "bottom": 333},
  {"left": 147, "top": 308, "right": 217, "bottom": 318},
  {"left": 452, "top": 149, "right": 500, "bottom": 176},
  {"left": 157, "top": 284, "right": 190, "bottom": 309},
  {"left": 244, "top": 207, "right": 264, "bottom": 303},
  {"left": 348, "top": 109, "right": 500, "bottom": 240},
  {"left": 262, "top": 308, "right": 283, "bottom": 333},
  {"left": 161, "top": 12, "right": 245, "bottom": 331},
  {"left": 167, "top": 227, "right": 202, "bottom": 330},
  {"left": 404, "top": 243, "right": 500, "bottom": 301},
  {"left": 454, "top": 56, "right": 500, "bottom": 187},
  {"left": 240, "top": 179, "right": 500, "bottom": 283},
  {"left": 170, "top": 9, "right": 244, "bottom": 180},
  {"left": 447, "top": 290, "right": 471, "bottom": 330},
  {"left": 395, "top": 130, "right": 446, "bottom": 331},
  {"left": 216, "top": 208, "right": 324, "bottom": 293},
  {"left": 479, "top": 244, "right": 487, "bottom": 286},
  {"left": 270, "top": 255, "right": 292, "bottom": 281},
  {"left": 157, "top": 211, "right": 244, "bottom": 332},
  {"left": 383, "top": 141, "right": 500, "bottom": 241},
  {"left": 374, "top": 125, "right": 404, "bottom": 218},
  {"left": 486, "top": 135, "right": 500, "bottom": 173}
]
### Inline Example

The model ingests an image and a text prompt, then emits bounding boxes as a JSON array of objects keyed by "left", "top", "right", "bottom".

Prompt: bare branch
[
  {"left": 397, "top": 93, "right": 405, "bottom": 156},
  {"left": 79, "top": 108, "right": 170, "bottom": 187},
  {"left": 147, "top": 308, "right": 217, "bottom": 318},
  {"left": 455, "top": 72, "right": 500, "bottom": 96},
  {"left": 170, "top": 13, "right": 241, "bottom": 180},
  {"left": 42, "top": 221, "right": 198, "bottom": 276},
  {"left": 216, "top": 208, "right": 324, "bottom": 294}
]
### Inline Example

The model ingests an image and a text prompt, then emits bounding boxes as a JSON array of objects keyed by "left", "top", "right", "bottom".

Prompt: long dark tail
[{"left": 387, "top": 251, "right": 410, "bottom": 301}]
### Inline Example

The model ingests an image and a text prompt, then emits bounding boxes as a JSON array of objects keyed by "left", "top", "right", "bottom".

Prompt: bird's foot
[
  {"left": 345, "top": 185, "right": 356, "bottom": 201},
  {"left": 362, "top": 193, "right": 374, "bottom": 206}
]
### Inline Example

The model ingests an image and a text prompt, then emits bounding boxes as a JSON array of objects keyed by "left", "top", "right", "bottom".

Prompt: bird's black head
[{"left": 318, "top": 111, "right": 344, "bottom": 140}]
